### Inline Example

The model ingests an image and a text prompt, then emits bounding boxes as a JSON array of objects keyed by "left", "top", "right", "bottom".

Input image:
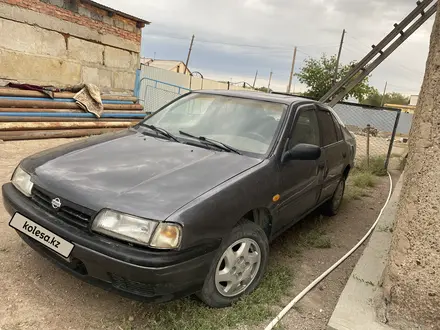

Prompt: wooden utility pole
[
  {"left": 184, "top": 35, "right": 195, "bottom": 75},
  {"left": 333, "top": 29, "right": 346, "bottom": 84},
  {"left": 253, "top": 70, "right": 258, "bottom": 88},
  {"left": 381, "top": 81, "right": 388, "bottom": 106},
  {"left": 267, "top": 70, "right": 273, "bottom": 91},
  {"left": 286, "top": 47, "right": 297, "bottom": 94}
]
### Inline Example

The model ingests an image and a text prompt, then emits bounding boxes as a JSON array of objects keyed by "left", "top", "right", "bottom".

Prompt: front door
[
  {"left": 316, "top": 107, "right": 346, "bottom": 202},
  {"left": 275, "top": 105, "right": 321, "bottom": 231}
]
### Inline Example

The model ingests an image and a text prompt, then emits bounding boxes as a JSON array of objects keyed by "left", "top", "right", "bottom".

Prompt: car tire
[
  {"left": 321, "top": 178, "right": 345, "bottom": 216},
  {"left": 196, "top": 220, "right": 269, "bottom": 308}
]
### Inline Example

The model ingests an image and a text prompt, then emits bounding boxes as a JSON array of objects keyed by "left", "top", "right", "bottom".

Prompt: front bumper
[{"left": 2, "top": 183, "right": 217, "bottom": 302}]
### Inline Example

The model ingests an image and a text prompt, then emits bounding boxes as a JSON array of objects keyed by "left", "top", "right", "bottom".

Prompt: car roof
[{"left": 193, "top": 90, "right": 314, "bottom": 105}]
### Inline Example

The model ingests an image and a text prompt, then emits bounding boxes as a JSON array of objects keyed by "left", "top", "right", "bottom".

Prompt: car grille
[
  {"left": 31, "top": 186, "right": 93, "bottom": 229},
  {"left": 109, "top": 273, "right": 155, "bottom": 297}
]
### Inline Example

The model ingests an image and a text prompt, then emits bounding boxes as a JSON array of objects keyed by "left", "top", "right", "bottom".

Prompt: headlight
[
  {"left": 12, "top": 166, "right": 33, "bottom": 197},
  {"left": 92, "top": 209, "right": 182, "bottom": 249},
  {"left": 92, "top": 209, "right": 158, "bottom": 246}
]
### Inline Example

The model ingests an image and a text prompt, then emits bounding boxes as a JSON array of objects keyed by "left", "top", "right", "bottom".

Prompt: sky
[{"left": 98, "top": 0, "right": 435, "bottom": 96}]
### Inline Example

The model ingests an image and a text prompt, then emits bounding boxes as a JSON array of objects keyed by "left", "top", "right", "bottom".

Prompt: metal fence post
[
  {"left": 385, "top": 110, "right": 402, "bottom": 169},
  {"left": 366, "top": 124, "right": 371, "bottom": 169}
]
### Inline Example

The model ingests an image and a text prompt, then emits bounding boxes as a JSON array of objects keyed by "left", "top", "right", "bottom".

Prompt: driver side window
[{"left": 288, "top": 107, "right": 320, "bottom": 149}]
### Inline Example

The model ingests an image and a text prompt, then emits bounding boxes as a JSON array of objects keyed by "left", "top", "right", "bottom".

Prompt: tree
[
  {"left": 363, "top": 89, "right": 410, "bottom": 106},
  {"left": 296, "top": 54, "right": 373, "bottom": 101},
  {"left": 383, "top": 8, "right": 440, "bottom": 329}
]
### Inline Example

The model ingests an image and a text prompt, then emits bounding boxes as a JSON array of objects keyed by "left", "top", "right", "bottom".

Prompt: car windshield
[{"left": 139, "top": 93, "right": 287, "bottom": 155}]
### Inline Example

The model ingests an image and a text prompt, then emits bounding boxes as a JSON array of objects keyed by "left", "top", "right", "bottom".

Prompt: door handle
[{"left": 342, "top": 152, "right": 347, "bottom": 158}]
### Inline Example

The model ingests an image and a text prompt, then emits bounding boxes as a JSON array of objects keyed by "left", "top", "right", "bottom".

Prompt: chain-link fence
[
  {"left": 333, "top": 103, "right": 404, "bottom": 168},
  {"left": 138, "top": 78, "right": 190, "bottom": 114}
]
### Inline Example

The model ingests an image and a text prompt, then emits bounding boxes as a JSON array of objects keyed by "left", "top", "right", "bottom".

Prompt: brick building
[{"left": 0, "top": 0, "right": 150, "bottom": 94}]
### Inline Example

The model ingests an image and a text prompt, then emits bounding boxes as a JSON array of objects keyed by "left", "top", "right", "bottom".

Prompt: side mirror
[{"left": 282, "top": 143, "right": 321, "bottom": 163}]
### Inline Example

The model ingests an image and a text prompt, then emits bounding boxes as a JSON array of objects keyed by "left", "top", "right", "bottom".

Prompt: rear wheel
[
  {"left": 197, "top": 220, "right": 269, "bottom": 308},
  {"left": 321, "top": 178, "right": 345, "bottom": 216}
]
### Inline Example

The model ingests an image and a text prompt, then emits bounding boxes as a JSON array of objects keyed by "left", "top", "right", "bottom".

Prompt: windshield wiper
[
  {"left": 179, "top": 130, "right": 241, "bottom": 155},
  {"left": 141, "top": 124, "right": 179, "bottom": 142}
]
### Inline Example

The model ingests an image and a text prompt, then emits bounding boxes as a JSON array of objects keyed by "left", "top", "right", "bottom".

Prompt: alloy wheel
[{"left": 214, "top": 238, "right": 261, "bottom": 297}]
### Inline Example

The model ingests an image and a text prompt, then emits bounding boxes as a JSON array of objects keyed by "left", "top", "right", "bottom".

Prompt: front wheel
[
  {"left": 197, "top": 220, "right": 269, "bottom": 308},
  {"left": 321, "top": 178, "right": 345, "bottom": 216}
]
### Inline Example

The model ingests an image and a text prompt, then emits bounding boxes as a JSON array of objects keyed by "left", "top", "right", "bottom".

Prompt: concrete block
[
  {"left": 103, "top": 15, "right": 113, "bottom": 25},
  {"left": 41, "top": 0, "right": 65, "bottom": 7},
  {"left": 124, "top": 22, "right": 135, "bottom": 33},
  {"left": 69, "top": 37, "right": 104, "bottom": 64},
  {"left": 0, "top": 49, "right": 81, "bottom": 86},
  {"left": 104, "top": 46, "right": 132, "bottom": 69},
  {"left": 82, "top": 66, "right": 112, "bottom": 88},
  {"left": 112, "top": 71, "right": 135, "bottom": 90},
  {"left": 78, "top": 6, "right": 91, "bottom": 18},
  {"left": 0, "top": 18, "right": 66, "bottom": 57},
  {"left": 114, "top": 19, "right": 125, "bottom": 29},
  {"left": 90, "top": 10, "right": 103, "bottom": 22},
  {"left": 131, "top": 52, "right": 140, "bottom": 70},
  {"left": 0, "top": 2, "right": 141, "bottom": 53}
]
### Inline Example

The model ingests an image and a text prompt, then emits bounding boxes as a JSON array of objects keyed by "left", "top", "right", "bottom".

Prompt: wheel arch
[
  {"left": 240, "top": 208, "right": 273, "bottom": 239},
  {"left": 343, "top": 164, "right": 351, "bottom": 179}
]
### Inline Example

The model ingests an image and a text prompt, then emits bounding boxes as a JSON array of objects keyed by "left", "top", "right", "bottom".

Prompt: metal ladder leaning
[{"left": 320, "top": 0, "right": 438, "bottom": 107}]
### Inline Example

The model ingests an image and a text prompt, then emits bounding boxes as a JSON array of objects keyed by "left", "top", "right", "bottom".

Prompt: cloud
[{"left": 98, "top": 0, "right": 435, "bottom": 95}]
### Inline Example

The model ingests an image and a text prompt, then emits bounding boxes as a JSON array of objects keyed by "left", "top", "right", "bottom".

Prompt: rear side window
[
  {"left": 331, "top": 114, "right": 343, "bottom": 141},
  {"left": 317, "top": 110, "right": 338, "bottom": 146}
]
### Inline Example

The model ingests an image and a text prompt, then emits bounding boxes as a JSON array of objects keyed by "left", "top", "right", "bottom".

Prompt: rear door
[{"left": 316, "top": 106, "right": 346, "bottom": 202}]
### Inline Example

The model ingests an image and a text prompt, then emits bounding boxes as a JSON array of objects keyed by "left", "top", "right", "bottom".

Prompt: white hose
[{"left": 264, "top": 172, "right": 394, "bottom": 330}]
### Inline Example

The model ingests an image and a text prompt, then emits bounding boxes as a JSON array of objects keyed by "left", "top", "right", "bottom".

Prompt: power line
[{"left": 145, "top": 33, "right": 337, "bottom": 50}]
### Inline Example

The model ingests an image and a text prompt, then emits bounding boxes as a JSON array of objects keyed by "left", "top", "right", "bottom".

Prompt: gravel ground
[{"left": 0, "top": 138, "right": 394, "bottom": 330}]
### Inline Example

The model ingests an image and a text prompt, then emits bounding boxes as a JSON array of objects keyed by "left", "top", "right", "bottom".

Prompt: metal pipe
[
  {"left": 0, "top": 117, "right": 140, "bottom": 122},
  {"left": 0, "top": 108, "right": 144, "bottom": 113},
  {"left": 0, "top": 96, "right": 133, "bottom": 105},
  {"left": 0, "top": 88, "right": 138, "bottom": 102},
  {"left": 0, "top": 121, "right": 134, "bottom": 131},
  {"left": 385, "top": 110, "right": 402, "bottom": 169},
  {"left": 0, "top": 128, "right": 122, "bottom": 141},
  {"left": 0, "top": 100, "right": 144, "bottom": 110},
  {"left": 0, "top": 112, "right": 146, "bottom": 118}
]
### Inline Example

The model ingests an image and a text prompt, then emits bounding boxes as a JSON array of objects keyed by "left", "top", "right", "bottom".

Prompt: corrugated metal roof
[{"left": 83, "top": 0, "right": 150, "bottom": 25}]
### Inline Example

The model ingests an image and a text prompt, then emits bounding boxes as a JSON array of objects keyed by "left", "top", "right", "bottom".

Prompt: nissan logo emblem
[{"left": 51, "top": 197, "right": 61, "bottom": 209}]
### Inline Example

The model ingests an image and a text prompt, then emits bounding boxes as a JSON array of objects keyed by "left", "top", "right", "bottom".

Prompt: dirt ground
[
  {"left": 0, "top": 138, "right": 394, "bottom": 330},
  {"left": 270, "top": 173, "right": 396, "bottom": 330}
]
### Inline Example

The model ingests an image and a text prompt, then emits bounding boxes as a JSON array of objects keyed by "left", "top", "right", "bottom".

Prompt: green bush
[
  {"left": 356, "top": 156, "right": 388, "bottom": 176},
  {"left": 352, "top": 172, "right": 376, "bottom": 188}
]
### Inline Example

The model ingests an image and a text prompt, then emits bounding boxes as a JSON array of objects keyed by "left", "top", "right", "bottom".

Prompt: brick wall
[
  {"left": 0, "top": 0, "right": 145, "bottom": 94},
  {"left": 3, "top": 0, "right": 142, "bottom": 43}
]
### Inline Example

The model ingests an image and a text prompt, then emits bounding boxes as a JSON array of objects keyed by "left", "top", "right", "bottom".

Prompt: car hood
[{"left": 25, "top": 130, "right": 261, "bottom": 220}]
